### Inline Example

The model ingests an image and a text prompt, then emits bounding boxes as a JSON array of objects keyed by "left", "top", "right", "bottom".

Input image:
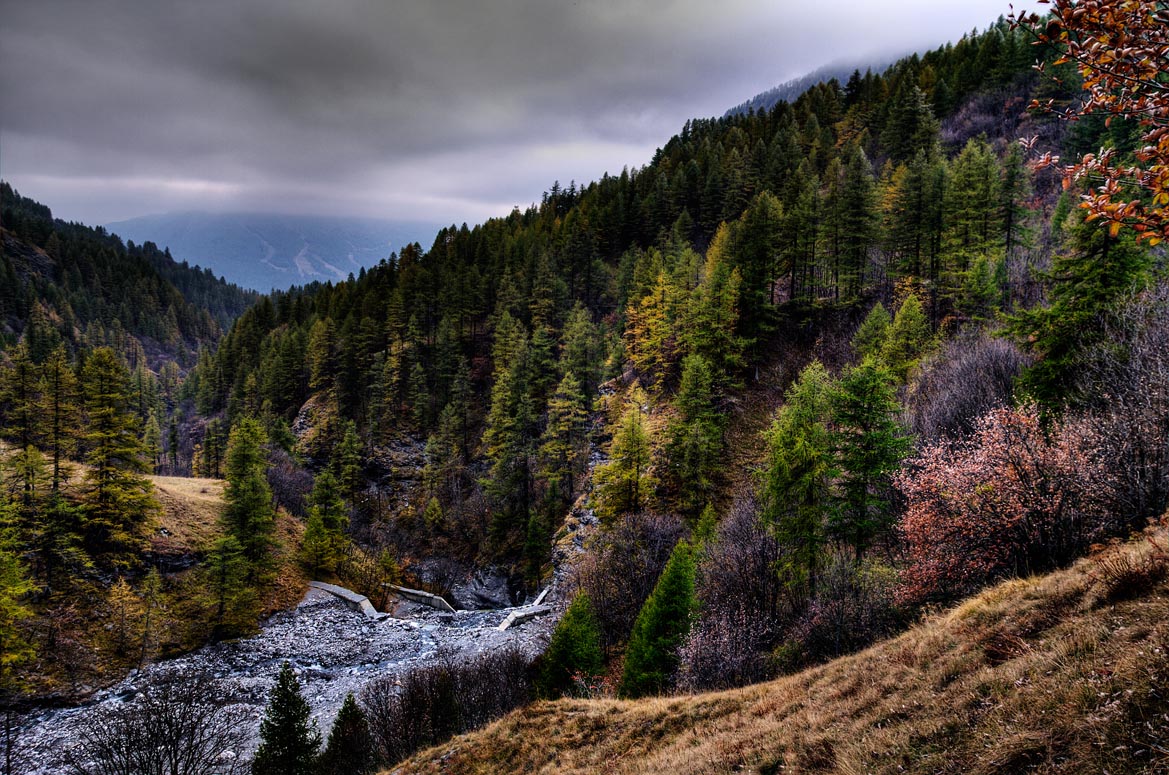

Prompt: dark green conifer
[
  {"left": 618, "top": 540, "right": 696, "bottom": 699},
  {"left": 252, "top": 662, "right": 321, "bottom": 775},
  {"left": 537, "top": 591, "right": 604, "bottom": 698},
  {"left": 318, "top": 693, "right": 375, "bottom": 775}
]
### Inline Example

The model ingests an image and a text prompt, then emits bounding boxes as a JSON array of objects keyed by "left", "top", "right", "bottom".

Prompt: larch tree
[
  {"left": 760, "top": 360, "right": 836, "bottom": 595},
  {"left": 593, "top": 387, "right": 654, "bottom": 520},
  {"left": 79, "top": 347, "right": 158, "bottom": 567},
  {"left": 223, "top": 417, "right": 277, "bottom": 571},
  {"left": 829, "top": 359, "right": 910, "bottom": 561}
]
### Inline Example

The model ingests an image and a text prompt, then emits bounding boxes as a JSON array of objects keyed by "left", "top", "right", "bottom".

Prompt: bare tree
[{"left": 64, "top": 671, "right": 248, "bottom": 775}]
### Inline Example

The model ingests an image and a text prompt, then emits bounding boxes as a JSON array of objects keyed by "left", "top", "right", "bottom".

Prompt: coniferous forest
[{"left": 2, "top": 4, "right": 1169, "bottom": 773}]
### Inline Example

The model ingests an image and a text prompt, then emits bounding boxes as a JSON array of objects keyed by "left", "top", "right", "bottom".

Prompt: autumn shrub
[
  {"left": 677, "top": 605, "right": 775, "bottom": 692},
  {"left": 361, "top": 646, "right": 533, "bottom": 767},
  {"left": 905, "top": 332, "right": 1029, "bottom": 443},
  {"left": 266, "top": 447, "right": 312, "bottom": 518},
  {"left": 571, "top": 511, "right": 683, "bottom": 653},
  {"left": 897, "top": 405, "right": 1116, "bottom": 604},
  {"left": 698, "top": 492, "right": 785, "bottom": 620}
]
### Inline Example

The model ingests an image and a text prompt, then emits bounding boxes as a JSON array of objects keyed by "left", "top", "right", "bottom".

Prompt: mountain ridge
[{"left": 106, "top": 210, "right": 442, "bottom": 292}]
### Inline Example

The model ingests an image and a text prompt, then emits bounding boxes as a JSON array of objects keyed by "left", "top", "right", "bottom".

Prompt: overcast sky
[{"left": 1, "top": 0, "right": 1019, "bottom": 226}]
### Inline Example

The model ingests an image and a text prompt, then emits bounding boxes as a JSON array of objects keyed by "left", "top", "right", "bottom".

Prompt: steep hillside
[
  {"left": 106, "top": 211, "right": 441, "bottom": 292},
  {"left": 392, "top": 529, "right": 1169, "bottom": 775},
  {"left": 0, "top": 183, "right": 257, "bottom": 368}
]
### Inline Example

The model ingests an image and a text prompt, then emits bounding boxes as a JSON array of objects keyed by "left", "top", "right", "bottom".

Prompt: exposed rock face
[
  {"left": 449, "top": 566, "right": 518, "bottom": 610},
  {"left": 19, "top": 590, "right": 554, "bottom": 774}
]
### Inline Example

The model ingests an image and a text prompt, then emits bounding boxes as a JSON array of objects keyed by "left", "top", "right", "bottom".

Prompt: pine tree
[
  {"left": 252, "top": 662, "right": 321, "bottom": 775},
  {"left": 205, "top": 534, "right": 255, "bottom": 637},
  {"left": 593, "top": 388, "right": 654, "bottom": 519},
  {"left": 40, "top": 345, "right": 78, "bottom": 491},
  {"left": 0, "top": 343, "right": 41, "bottom": 457},
  {"left": 618, "top": 540, "right": 696, "bottom": 699},
  {"left": 223, "top": 417, "right": 277, "bottom": 571},
  {"left": 560, "top": 304, "right": 600, "bottom": 399},
  {"left": 537, "top": 371, "right": 589, "bottom": 505},
  {"left": 318, "top": 693, "right": 375, "bottom": 775},
  {"left": 80, "top": 347, "right": 158, "bottom": 567},
  {"left": 880, "top": 293, "right": 932, "bottom": 381},
  {"left": 761, "top": 360, "right": 836, "bottom": 594},
  {"left": 331, "top": 421, "right": 363, "bottom": 501},
  {"left": 829, "top": 360, "right": 910, "bottom": 560},
  {"left": 537, "top": 591, "right": 604, "bottom": 698},
  {"left": 851, "top": 302, "right": 891, "bottom": 361},
  {"left": 664, "top": 355, "right": 724, "bottom": 518},
  {"left": 482, "top": 313, "right": 535, "bottom": 544}
]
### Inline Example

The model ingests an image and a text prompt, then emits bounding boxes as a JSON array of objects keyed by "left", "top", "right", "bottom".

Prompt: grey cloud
[{"left": 1, "top": 0, "right": 1017, "bottom": 224}]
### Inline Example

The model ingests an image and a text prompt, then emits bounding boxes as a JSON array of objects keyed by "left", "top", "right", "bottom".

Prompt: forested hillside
[
  {"left": 187, "top": 18, "right": 1101, "bottom": 574},
  {"left": 2, "top": 5, "right": 1169, "bottom": 773},
  {"left": 1, "top": 182, "right": 257, "bottom": 369}
]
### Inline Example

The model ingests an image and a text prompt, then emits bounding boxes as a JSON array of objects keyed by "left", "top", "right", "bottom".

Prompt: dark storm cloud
[{"left": 0, "top": 0, "right": 1016, "bottom": 224}]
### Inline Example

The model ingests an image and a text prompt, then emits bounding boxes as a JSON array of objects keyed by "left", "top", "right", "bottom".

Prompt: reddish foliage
[
  {"left": 897, "top": 405, "right": 1116, "bottom": 603},
  {"left": 1013, "top": 0, "right": 1169, "bottom": 244}
]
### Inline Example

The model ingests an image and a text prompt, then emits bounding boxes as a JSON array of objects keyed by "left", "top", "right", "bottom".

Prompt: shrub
[
  {"left": 906, "top": 333, "right": 1030, "bottom": 443},
  {"left": 785, "top": 553, "right": 902, "bottom": 667},
  {"left": 677, "top": 605, "right": 775, "bottom": 692},
  {"left": 361, "top": 646, "right": 533, "bottom": 767},
  {"left": 898, "top": 405, "right": 1115, "bottom": 604}
]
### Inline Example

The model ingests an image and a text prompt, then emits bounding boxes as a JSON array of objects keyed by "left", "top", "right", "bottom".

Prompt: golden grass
[
  {"left": 389, "top": 537, "right": 1169, "bottom": 775},
  {"left": 147, "top": 475, "right": 226, "bottom": 555}
]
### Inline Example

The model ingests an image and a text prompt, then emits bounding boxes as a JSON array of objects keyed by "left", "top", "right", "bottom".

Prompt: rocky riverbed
[{"left": 19, "top": 589, "right": 557, "bottom": 773}]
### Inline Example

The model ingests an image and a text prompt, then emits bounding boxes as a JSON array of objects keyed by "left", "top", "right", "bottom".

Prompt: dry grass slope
[{"left": 390, "top": 535, "right": 1169, "bottom": 774}]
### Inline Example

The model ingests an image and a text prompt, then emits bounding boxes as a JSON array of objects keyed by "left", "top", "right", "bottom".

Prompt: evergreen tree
[
  {"left": 664, "top": 355, "right": 724, "bottom": 518},
  {"left": 880, "top": 293, "right": 932, "bottom": 381},
  {"left": 1009, "top": 216, "right": 1151, "bottom": 407},
  {"left": 851, "top": 302, "right": 891, "bottom": 361},
  {"left": 204, "top": 534, "right": 255, "bottom": 637},
  {"left": 301, "top": 470, "right": 348, "bottom": 573},
  {"left": 40, "top": 345, "right": 78, "bottom": 491},
  {"left": 560, "top": 304, "right": 601, "bottom": 399},
  {"left": 223, "top": 417, "right": 277, "bottom": 570},
  {"left": 330, "top": 421, "right": 362, "bottom": 501},
  {"left": 829, "top": 360, "right": 910, "bottom": 560},
  {"left": 252, "top": 662, "right": 321, "bottom": 775},
  {"left": 318, "top": 693, "right": 375, "bottom": 775},
  {"left": 593, "top": 387, "right": 654, "bottom": 519},
  {"left": 761, "top": 360, "right": 836, "bottom": 594},
  {"left": 618, "top": 539, "right": 696, "bottom": 699},
  {"left": 537, "top": 591, "right": 604, "bottom": 698},
  {"left": 537, "top": 371, "right": 589, "bottom": 503},
  {"left": 0, "top": 344, "right": 41, "bottom": 456},
  {"left": 80, "top": 347, "right": 158, "bottom": 567},
  {"left": 482, "top": 313, "right": 535, "bottom": 544}
]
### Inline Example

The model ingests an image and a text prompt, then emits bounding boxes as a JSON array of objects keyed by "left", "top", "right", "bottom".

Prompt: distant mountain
[
  {"left": 106, "top": 212, "right": 442, "bottom": 292},
  {"left": 725, "top": 58, "right": 893, "bottom": 117}
]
